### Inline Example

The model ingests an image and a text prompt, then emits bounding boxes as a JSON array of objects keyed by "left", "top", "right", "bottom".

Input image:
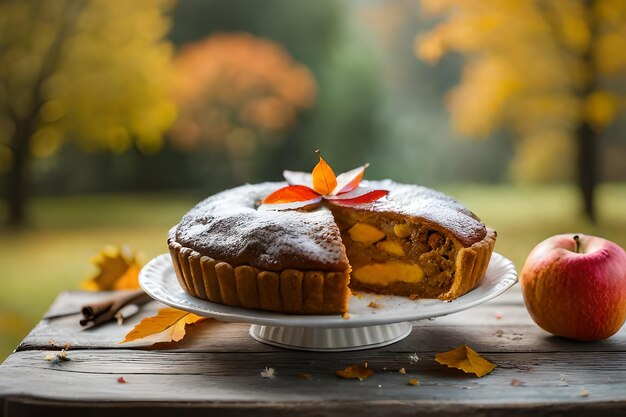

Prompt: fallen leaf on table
[
  {"left": 407, "top": 378, "right": 420, "bottom": 386},
  {"left": 82, "top": 245, "right": 144, "bottom": 291},
  {"left": 336, "top": 363, "right": 375, "bottom": 381},
  {"left": 435, "top": 344, "right": 496, "bottom": 377},
  {"left": 44, "top": 349, "right": 70, "bottom": 364},
  {"left": 261, "top": 367, "right": 276, "bottom": 379},
  {"left": 119, "top": 307, "right": 206, "bottom": 346}
]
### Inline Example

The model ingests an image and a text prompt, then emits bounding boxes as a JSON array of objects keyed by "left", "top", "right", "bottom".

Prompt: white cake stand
[{"left": 139, "top": 253, "right": 517, "bottom": 351}]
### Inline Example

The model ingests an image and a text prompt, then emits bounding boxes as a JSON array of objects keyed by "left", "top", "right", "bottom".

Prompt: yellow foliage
[
  {"left": 170, "top": 33, "right": 317, "bottom": 155},
  {"left": 585, "top": 90, "right": 618, "bottom": 128},
  {"left": 0, "top": 0, "right": 175, "bottom": 157},
  {"left": 416, "top": 0, "right": 626, "bottom": 182},
  {"left": 81, "top": 245, "right": 143, "bottom": 291},
  {"left": 510, "top": 131, "right": 575, "bottom": 183}
]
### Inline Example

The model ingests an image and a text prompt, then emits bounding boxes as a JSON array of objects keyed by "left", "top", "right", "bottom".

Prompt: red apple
[{"left": 520, "top": 233, "right": 626, "bottom": 341}]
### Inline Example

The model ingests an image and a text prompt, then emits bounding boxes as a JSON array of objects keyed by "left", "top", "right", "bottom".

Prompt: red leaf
[
  {"left": 312, "top": 151, "right": 337, "bottom": 195},
  {"left": 332, "top": 164, "right": 369, "bottom": 195},
  {"left": 262, "top": 185, "right": 320, "bottom": 204},
  {"left": 328, "top": 188, "right": 388, "bottom": 206}
]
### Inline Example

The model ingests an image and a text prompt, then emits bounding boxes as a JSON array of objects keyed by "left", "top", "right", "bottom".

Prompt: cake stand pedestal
[
  {"left": 249, "top": 322, "right": 413, "bottom": 352},
  {"left": 139, "top": 253, "right": 517, "bottom": 352}
]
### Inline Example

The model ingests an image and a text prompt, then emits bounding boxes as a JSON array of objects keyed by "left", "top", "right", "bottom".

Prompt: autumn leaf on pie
[
  {"left": 435, "top": 344, "right": 496, "bottom": 377},
  {"left": 311, "top": 150, "right": 337, "bottom": 195},
  {"left": 119, "top": 307, "right": 206, "bottom": 347},
  {"left": 260, "top": 150, "right": 388, "bottom": 210},
  {"left": 336, "top": 363, "right": 375, "bottom": 381},
  {"left": 81, "top": 245, "right": 143, "bottom": 291}
]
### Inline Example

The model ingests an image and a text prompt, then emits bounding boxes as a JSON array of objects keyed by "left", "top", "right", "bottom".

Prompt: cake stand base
[{"left": 249, "top": 322, "right": 413, "bottom": 352}]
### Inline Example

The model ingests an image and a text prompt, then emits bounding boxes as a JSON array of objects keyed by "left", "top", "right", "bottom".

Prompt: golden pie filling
[{"left": 330, "top": 206, "right": 462, "bottom": 298}]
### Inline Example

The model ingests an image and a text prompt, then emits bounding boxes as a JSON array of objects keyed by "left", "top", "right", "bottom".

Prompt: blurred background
[{"left": 1, "top": 0, "right": 625, "bottom": 360}]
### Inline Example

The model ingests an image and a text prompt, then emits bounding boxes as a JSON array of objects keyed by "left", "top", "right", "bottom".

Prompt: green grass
[{"left": 1, "top": 184, "right": 625, "bottom": 361}]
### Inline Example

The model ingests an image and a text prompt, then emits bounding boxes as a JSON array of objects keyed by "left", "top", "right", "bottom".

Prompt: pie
[{"left": 167, "top": 179, "right": 496, "bottom": 314}]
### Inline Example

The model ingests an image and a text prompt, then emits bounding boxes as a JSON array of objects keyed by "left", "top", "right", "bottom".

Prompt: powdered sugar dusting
[
  {"left": 173, "top": 180, "right": 488, "bottom": 271},
  {"left": 175, "top": 182, "right": 348, "bottom": 271},
  {"left": 345, "top": 180, "right": 487, "bottom": 246}
]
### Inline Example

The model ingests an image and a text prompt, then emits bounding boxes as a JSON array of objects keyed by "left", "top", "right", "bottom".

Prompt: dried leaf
[
  {"left": 312, "top": 150, "right": 337, "bottom": 195},
  {"left": 117, "top": 376, "right": 127, "bottom": 384},
  {"left": 82, "top": 245, "right": 143, "bottom": 291},
  {"left": 408, "top": 378, "right": 420, "bottom": 386},
  {"left": 435, "top": 344, "right": 496, "bottom": 377},
  {"left": 261, "top": 367, "right": 276, "bottom": 379},
  {"left": 297, "top": 372, "right": 313, "bottom": 380},
  {"left": 261, "top": 185, "right": 321, "bottom": 205},
  {"left": 332, "top": 163, "right": 369, "bottom": 195},
  {"left": 120, "top": 307, "right": 205, "bottom": 346},
  {"left": 336, "top": 363, "right": 375, "bottom": 381},
  {"left": 44, "top": 349, "right": 70, "bottom": 364}
]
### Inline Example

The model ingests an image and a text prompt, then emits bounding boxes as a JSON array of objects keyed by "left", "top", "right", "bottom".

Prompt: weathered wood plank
[
  {"left": 4, "top": 398, "right": 623, "bottom": 417},
  {"left": 0, "top": 350, "right": 624, "bottom": 406}
]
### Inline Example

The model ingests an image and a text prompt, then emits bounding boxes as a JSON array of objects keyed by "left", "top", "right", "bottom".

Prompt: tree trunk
[
  {"left": 576, "top": 119, "right": 598, "bottom": 222},
  {"left": 6, "top": 121, "right": 33, "bottom": 226}
]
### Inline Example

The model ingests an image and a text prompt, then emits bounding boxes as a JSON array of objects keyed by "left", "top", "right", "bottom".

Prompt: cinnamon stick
[{"left": 80, "top": 290, "right": 152, "bottom": 329}]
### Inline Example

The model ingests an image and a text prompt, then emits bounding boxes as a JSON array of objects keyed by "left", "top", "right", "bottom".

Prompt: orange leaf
[
  {"left": 336, "top": 363, "right": 375, "bottom": 381},
  {"left": 333, "top": 163, "right": 369, "bottom": 195},
  {"left": 435, "top": 344, "right": 496, "bottom": 377},
  {"left": 120, "top": 307, "right": 206, "bottom": 346},
  {"left": 81, "top": 245, "right": 143, "bottom": 291},
  {"left": 262, "top": 185, "right": 321, "bottom": 204},
  {"left": 312, "top": 150, "right": 337, "bottom": 195}
]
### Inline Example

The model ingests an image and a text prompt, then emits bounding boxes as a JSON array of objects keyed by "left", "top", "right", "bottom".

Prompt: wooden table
[{"left": 1, "top": 287, "right": 624, "bottom": 417}]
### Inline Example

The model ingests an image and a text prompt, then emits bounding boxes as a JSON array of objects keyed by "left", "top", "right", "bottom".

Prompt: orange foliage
[
  {"left": 416, "top": 0, "right": 626, "bottom": 182},
  {"left": 170, "top": 33, "right": 317, "bottom": 154}
]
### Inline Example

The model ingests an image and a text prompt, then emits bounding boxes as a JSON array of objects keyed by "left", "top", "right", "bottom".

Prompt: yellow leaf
[
  {"left": 81, "top": 245, "right": 143, "bottom": 291},
  {"left": 336, "top": 363, "right": 375, "bottom": 381},
  {"left": 584, "top": 90, "right": 618, "bottom": 129},
  {"left": 312, "top": 150, "right": 337, "bottom": 195},
  {"left": 435, "top": 344, "right": 496, "bottom": 377},
  {"left": 120, "top": 308, "right": 206, "bottom": 346}
]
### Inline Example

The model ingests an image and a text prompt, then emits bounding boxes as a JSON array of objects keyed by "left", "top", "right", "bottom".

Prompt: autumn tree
[
  {"left": 416, "top": 0, "right": 626, "bottom": 221},
  {"left": 0, "top": 0, "right": 176, "bottom": 225},
  {"left": 170, "top": 32, "right": 317, "bottom": 180}
]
